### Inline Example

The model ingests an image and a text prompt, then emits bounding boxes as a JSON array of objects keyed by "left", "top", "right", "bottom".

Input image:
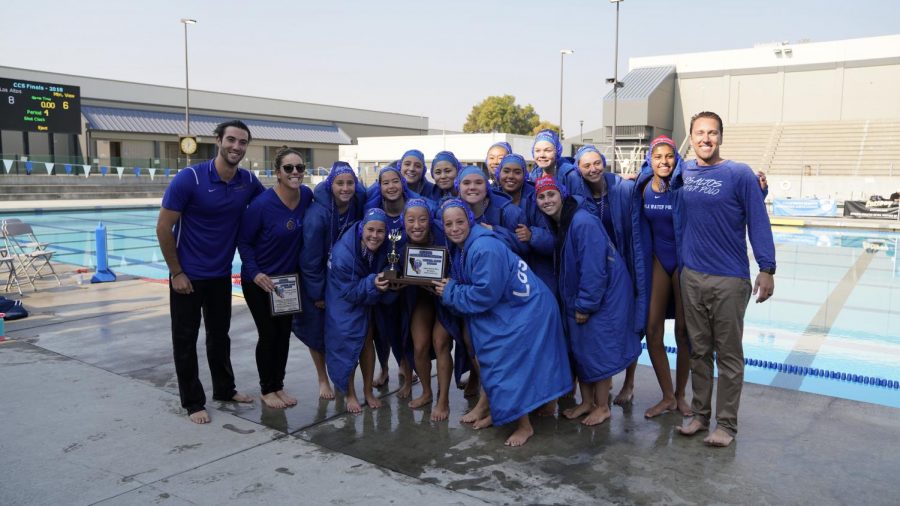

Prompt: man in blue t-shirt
[
  {"left": 676, "top": 111, "right": 776, "bottom": 447},
  {"left": 156, "top": 120, "right": 265, "bottom": 424}
]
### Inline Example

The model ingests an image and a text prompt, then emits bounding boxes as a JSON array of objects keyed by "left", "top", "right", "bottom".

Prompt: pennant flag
[
  {"left": 265, "top": 169, "right": 272, "bottom": 178},
  {"left": 116, "top": 166, "right": 125, "bottom": 179},
  {"left": 149, "top": 168, "right": 157, "bottom": 180},
  {"left": 133, "top": 167, "right": 141, "bottom": 177},
  {"left": 2, "top": 160, "right": 13, "bottom": 174},
  {"left": 64, "top": 164, "right": 72, "bottom": 175},
  {"left": 165, "top": 168, "right": 172, "bottom": 177},
  {"left": 101, "top": 166, "right": 108, "bottom": 176},
  {"left": 25, "top": 161, "right": 33, "bottom": 175},
  {"left": 253, "top": 170, "right": 260, "bottom": 177},
  {"left": 45, "top": 163, "right": 54, "bottom": 175},
  {"left": 83, "top": 165, "right": 92, "bottom": 178}
]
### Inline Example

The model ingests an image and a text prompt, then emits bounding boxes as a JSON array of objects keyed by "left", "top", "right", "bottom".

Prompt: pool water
[{"left": 4, "top": 208, "right": 900, "bottom": 407}]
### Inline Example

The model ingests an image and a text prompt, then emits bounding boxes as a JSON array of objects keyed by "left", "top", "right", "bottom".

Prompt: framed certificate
[
  {"left": 401, "top": 246, "right": 449, "bottom": 285},
  {"left": 269, "top": 274, "right": 302, "bottom": 316}
]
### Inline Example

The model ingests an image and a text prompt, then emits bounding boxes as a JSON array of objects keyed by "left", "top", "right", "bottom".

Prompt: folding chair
[
  {"left": 2, "top": 219, "right": 49, "bottom": 252},
  {"left": 3, "top": 221, "right": 61, "bottom": 289},
  {"left": 0, "top": 247, "right": 23, "bottom": 295}
]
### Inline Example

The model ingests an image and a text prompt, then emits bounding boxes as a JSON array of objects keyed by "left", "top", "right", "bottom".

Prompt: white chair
[{"left": 3, "top": 221, "right": 61, "bottom": 290}]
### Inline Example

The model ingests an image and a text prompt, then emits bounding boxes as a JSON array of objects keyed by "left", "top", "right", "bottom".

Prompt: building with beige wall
[{"left": 586, "top": 35, "right": 900, "bottom": 200}]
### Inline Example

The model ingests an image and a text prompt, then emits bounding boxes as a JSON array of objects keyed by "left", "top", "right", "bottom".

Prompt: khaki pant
[{"left": 680, "top": 267, "right": 751, "bottom": 435}]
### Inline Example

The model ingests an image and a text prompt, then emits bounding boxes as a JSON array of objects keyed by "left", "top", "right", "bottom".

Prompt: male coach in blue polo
[{"left": 157, "top": 120, "right": 265, "bottom": 424}]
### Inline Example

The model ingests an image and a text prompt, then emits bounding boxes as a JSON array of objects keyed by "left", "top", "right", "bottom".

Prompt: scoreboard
[{"left": 0, "top": 77, "right": 82, "bottom": 134}]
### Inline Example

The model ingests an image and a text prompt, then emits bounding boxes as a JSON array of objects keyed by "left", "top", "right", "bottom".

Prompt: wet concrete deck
[{"left": 2, "top": 269, "right": 899, "bottom": 505}]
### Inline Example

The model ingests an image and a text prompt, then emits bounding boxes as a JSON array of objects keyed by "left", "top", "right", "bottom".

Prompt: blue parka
[
  {"left": 324, "top": 224, "right": 398, "bottom": 394},
  {"left": 562, "top": 169, "right": 645, "bottom": 334},
  {"left": 475, "top": 189, "right": 529, "bottom": 258},
  {"left": 399, "top": 223, "right": 471, "bottom": 386},
  {"left": 630, "top": 159, "right": 683, "bottom": 332},
  {"left": 408, "top": 178, "right": 436, "bottom": 203},
  {"left": 363, "top": 183, "right": 430, "bottom": 367},
  {"left": 441, "top": 225, "right": 573, "bottom": 426},
  {"left": 293, "top": 179, "right": 367, "bottom": 352},
  {"left": 552, "top": 198, "right": 641, "bottom": 382},
  {"left": 498, "top": 181, "right": 557, "bottom": 297}
]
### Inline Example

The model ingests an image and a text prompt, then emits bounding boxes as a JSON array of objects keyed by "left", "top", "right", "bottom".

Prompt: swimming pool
[{"left": 4, "top": 207, "right": 899, "bottom": 407}]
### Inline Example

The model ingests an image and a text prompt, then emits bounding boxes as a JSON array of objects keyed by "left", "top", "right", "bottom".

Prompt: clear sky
[{"left": 1, "top": 0, "right": 897, "bottom": 135}]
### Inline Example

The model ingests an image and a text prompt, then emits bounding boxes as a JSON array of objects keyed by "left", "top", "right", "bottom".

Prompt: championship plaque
[
  {"left": 269, "top": 274, "right": 302, "bottom": 316},
  {"left": 398, "top": 246, "right": 449, "bottom": 286}
]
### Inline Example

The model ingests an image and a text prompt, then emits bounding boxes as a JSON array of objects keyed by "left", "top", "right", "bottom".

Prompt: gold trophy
[{"left": 382, "top": 229, "right": 403, "bottom": 280}]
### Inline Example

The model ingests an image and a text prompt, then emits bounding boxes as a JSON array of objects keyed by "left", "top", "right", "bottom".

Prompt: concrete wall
[{"left": 121, "top": 140, "right": 154, "bottom": 162}]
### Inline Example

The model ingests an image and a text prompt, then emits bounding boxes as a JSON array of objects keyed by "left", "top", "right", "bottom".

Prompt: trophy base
[{"left": 382, "top": 269, "right": 399, "bottom": 281}]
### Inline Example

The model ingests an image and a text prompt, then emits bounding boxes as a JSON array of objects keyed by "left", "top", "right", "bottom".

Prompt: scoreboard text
[{"left": 0, "top": 78, "right": 82, "bottom": 134}]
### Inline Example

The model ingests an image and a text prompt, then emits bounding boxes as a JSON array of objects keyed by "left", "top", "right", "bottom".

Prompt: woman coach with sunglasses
[{"left": 237, "top": 148, "right": 314, "bottom": 409}]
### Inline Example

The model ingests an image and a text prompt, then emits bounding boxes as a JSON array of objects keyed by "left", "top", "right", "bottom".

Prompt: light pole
[
  {"left": 608, "top": 0, "right": 623, "bottom": 172},
  {"left": 180, "top": 18, "right": 197, "bottom": 136},
  {"left": 559, "top": 49, "right": 574, "bottom": 139},
  {"left": 580, "top": 120, "right": 584, "bottom": 143}
]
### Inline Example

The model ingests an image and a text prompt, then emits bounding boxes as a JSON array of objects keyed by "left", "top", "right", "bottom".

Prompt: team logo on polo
[{"left": 286, "top": 219, "right": 296, "bottom": 231}]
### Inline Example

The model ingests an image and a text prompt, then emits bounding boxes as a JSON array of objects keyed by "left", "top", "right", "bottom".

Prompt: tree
[
  {"left": 463, "top": 95, "right": 556, "bottom": 135},
  {"left": 531, "top": 120, "right": 562, "bottom": 137}
]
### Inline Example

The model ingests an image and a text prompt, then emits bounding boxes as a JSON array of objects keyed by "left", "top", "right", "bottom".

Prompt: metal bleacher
[{"left": 683, "top": 120, "right": 900, "bottom": 176}]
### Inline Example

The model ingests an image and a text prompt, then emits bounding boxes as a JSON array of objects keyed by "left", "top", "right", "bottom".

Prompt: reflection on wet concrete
[{"left": 297, "top": 369, "right": 900, "bottom": 504}]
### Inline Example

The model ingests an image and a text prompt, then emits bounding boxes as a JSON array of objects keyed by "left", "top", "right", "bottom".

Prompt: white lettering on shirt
[{"left": 682, "top": 176, "right": 722, "bottom": 195}]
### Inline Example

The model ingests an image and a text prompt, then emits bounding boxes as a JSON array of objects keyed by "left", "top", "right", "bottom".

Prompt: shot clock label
[{"left": 0, "top": 78, "right": 82, "bottom": 134}]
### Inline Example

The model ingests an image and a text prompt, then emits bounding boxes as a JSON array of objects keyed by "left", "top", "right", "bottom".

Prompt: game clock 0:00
[{"left": 0, "top": 77, "right": 82, "bottom": 134}]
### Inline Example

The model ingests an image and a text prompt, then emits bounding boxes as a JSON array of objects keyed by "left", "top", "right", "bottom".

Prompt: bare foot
[
  {"left": 703, "top": 427, "right": 735, "bottom": 447},
  {"left": 504, "top": 425, "right": 534, "bottom": 447},
  {"left": 275, "top": 390, "right": 298, "bottom": 407},
  {"left": 364, "top": 392, "right": 382, "bottom": 409},
  {"left": 373, "top": 368, "right": 389, "bottom": 388},
  {"left": 346, "top": 394, "right": 363, "bottom": 414},
  {"left": 644, "top": 398, "right": 677, "bottom": 419},
  {"left": 582, "top": 405, "right": 611, "bottom": 426},
  {"left": 397, "top": 379, "right": 413, "bottom": 399},
  {"left": 676, "top": 417, "right": 709, "bottom": 436},
  {"left": 562, "top": 402, "right": 593, "bottom": 420},
  {"left": 431, "top": 400, "right": 450, "bottom": 422},
  {"left": 676, "top": 398, "right": 693, "bottom": 417},
  {"left": 261, "top": 393, "right": 286, "bottom": 409},
  {"left": 231, "top": 392, "right": 254, "bottom": 403},
  {"left": 408, "top": 393, "right": 432, "bottom": 409},
  {"left": 535, "top": 399, "right": 557, "bottom": 417},
  {"left": 613, "top": 386, "right": 633, "bottom": 406},
  {"left": 319, "top": 381, "right": 335, "bottom": 400},
  {"left": 188, "top": 410, "right": 210, "bottom": 424},
  {"left": 473, "top": 415, "right": 493, "bottom": 430},
  {"left": 460, "top": 399, "right": 489, "bottom": 424}
]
